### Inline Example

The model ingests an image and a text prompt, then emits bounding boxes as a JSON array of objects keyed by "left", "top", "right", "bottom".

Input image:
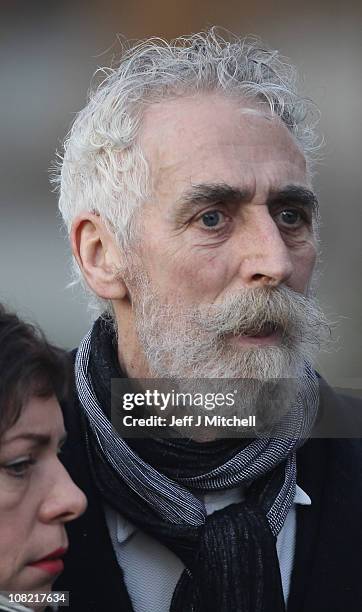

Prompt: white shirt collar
[{"left": 294, "top": 484, "right": 311, "bottom": 506}]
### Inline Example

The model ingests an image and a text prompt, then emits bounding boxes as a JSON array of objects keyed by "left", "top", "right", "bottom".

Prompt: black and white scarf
[{"left": 75, "top": 317, "right": 319, "bottom": 612}]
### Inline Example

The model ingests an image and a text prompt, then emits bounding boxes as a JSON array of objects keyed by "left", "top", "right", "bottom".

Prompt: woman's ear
[{"left": 71, "top": 212, "right": 128, "bottom": 300}]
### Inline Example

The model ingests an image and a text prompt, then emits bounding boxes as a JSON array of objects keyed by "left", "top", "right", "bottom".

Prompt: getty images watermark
[
  {"left": 110, "top": 378, "right": 300, "bottom": 439},
  {"left": 110, "top": 378, "right": 362, "bottom": 439},
  {"left": 120, "top": 388, "right": 255, "bottom": 429}
]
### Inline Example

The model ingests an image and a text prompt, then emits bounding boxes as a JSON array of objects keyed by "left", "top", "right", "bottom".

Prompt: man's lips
[
  {"left": 230, "top": 323, "right": 282, "bottom": 346},
  {"left": 243, "top": 322, "right": 279, "bottom": 337},
  {"left": 28, "top": 547, "right": 67, "bottom": 576}
]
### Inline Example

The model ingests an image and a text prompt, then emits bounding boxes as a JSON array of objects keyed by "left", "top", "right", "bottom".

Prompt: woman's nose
[{"left": 38, "top": 458, "right": 87, "bottom": 524}]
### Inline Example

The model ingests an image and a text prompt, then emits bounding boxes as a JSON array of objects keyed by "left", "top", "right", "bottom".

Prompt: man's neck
[{"left": 115, "top": 312, "right": 153, "bottom": 378}]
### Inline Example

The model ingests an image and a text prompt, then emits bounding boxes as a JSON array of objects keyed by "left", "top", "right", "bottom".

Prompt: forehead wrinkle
[{"left": 150, "top": 148, "right": 305, "bottom": 201}]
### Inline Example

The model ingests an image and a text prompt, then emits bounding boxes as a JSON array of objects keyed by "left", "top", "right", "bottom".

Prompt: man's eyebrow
[
  {"left": 267, "top": 185, "right": 319, "bottom": 214},
  {"left": 176, "top": 183, "right": 252, "bottom": 210}
]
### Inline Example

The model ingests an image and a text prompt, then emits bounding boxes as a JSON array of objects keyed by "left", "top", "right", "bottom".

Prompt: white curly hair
[{"left": 52, "top": 27, "right": 321, "bottom": 314}]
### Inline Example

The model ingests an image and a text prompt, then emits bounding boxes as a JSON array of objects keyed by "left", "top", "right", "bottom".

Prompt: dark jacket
[{"left": 56, "top": 379, "right": 362, "bottom": 612}]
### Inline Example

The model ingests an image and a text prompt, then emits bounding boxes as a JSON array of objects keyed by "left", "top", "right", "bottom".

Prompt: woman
[{"left": 0, "top": 305, "right": 87, "bottom": 611}]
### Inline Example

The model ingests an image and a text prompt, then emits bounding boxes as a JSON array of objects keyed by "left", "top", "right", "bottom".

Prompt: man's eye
[
  {"left": 275, "top": 209, "right": 305, "bottom": 228},
  {"left": 200, "top": 210, "right": 224, "bottom": 228},
  {"left": 3, "top": 457, "right": 35, "bottom": 478}
]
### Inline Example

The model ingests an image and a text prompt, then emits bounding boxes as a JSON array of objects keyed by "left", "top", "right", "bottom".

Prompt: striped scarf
[{"left": 75, "top": 318, "right": 319, "bottom": 611}]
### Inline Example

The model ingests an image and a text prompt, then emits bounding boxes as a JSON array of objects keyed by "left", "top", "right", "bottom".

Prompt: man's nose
[
  {"left": 39, "top": 459, "right": 87, "bottom": 524},
  {"left": 239, "top": 211, "right": 294, "bottom": 288}
]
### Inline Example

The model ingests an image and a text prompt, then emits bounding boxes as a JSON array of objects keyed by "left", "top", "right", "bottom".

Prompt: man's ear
[{"left": 71, "top": 212, "right": 128, "bottom": 300}]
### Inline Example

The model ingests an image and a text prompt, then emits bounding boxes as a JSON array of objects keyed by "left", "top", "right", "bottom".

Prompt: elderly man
[{"left": 54, "top": 30, "right": 362, "bottom": 612}]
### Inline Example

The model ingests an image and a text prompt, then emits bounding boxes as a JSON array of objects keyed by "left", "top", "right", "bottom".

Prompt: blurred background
[{"left": 1, "top": 0, "right": 361, "bottom": 388}]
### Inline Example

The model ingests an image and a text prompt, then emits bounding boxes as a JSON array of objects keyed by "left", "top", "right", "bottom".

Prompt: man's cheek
[
  {"left": 292, "top": 255, "right": 317, "bottom": 293},
  {"left": 173, "top": 254, "right": 232, "bottom": 299}
]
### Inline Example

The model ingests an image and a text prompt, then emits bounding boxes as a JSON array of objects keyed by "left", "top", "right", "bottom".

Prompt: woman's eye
[
  {"left": 200, "top": 210, "right": 224, "bottom": 228},
  {"left": 276, "top": 209, "right": 305, "bottom": 227},
  {"left": 3, "top": 458, "right": 35, "bottom": 478}
]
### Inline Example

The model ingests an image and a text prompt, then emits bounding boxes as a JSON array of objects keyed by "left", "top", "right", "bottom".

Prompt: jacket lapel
[{"left": 288, "top": 381, "right": 362, "bottom": 611}]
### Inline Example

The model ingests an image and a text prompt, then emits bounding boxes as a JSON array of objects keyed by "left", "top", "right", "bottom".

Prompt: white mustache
[{"left": 194, "top": 285, "right": 331, "bottom": 348}]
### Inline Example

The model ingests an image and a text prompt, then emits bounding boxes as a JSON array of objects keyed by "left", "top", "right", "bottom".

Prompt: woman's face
[{"left": 0, "top": 394, "right": 87, "bottom": 594}]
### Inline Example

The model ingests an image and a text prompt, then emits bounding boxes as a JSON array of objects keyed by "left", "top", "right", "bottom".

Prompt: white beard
[
  {"left": 132, "top": 281, "right": 329, "bottom": 380},
  {"left": 126, "top": 274, "right": 330, "bottom": 435}
]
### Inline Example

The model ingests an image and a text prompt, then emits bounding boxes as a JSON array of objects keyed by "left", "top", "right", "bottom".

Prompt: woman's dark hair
[{"left": 0, "top": 304, "right": 71, "bottom": 437}]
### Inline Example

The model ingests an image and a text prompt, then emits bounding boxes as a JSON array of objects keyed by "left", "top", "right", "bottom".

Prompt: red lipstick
[{"left": 28, "top": 547, "right": 67, "bottom": 576}]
